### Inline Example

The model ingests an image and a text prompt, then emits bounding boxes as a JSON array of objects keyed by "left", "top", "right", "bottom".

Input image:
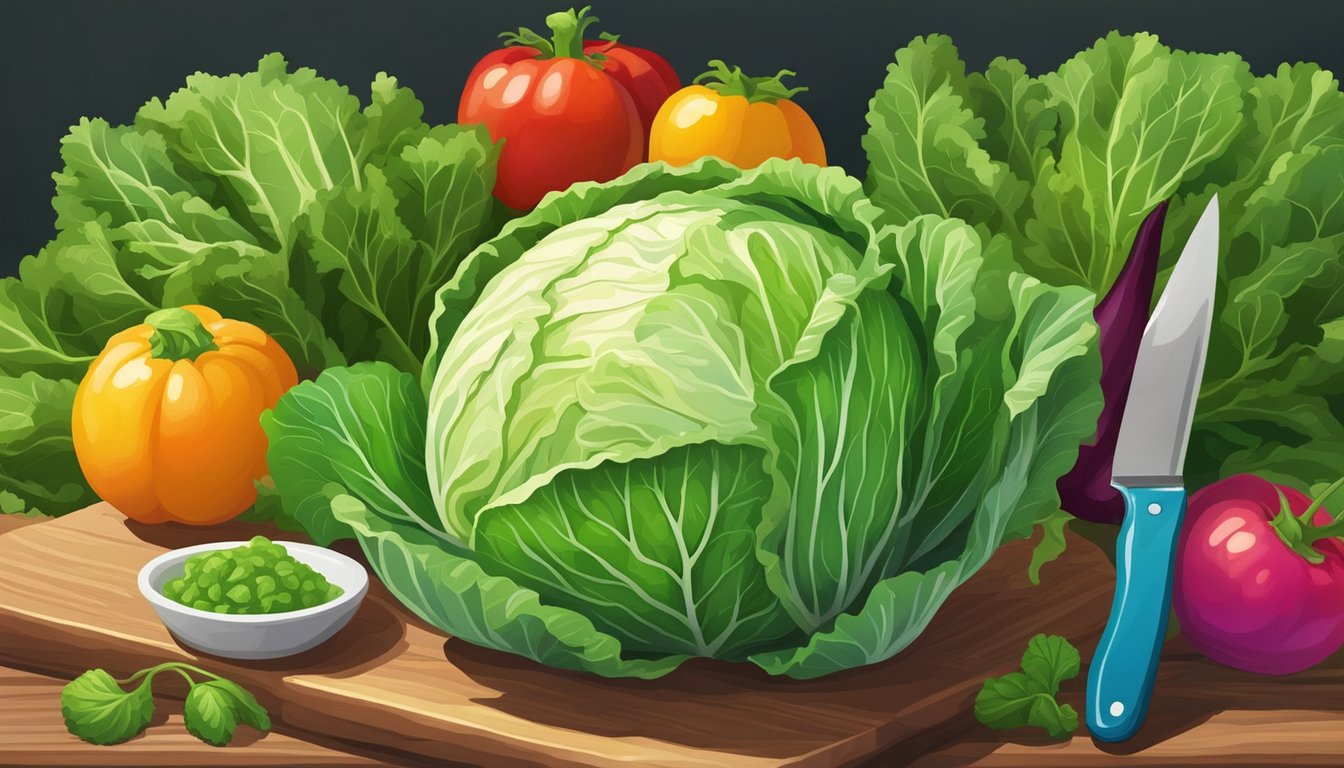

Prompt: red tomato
[
  {"left": 581, "top": 40, "right": 680, "bottom": 131},
  {"left": 458, "top": 8, "right": 673, "bottom": 210}
]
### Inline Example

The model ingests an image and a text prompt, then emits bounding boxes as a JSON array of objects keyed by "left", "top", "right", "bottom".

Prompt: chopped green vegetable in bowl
[
  {"left": 138, "top": 539, "right": 368, "bottom": 659},
  {"left": 160, "top": 536, "right": 342, "bottom": 615}
]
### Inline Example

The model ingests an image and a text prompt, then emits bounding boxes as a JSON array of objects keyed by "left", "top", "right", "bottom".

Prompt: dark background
[{"left": 4, "top": 0, "right": 1343, "bottom": 276}]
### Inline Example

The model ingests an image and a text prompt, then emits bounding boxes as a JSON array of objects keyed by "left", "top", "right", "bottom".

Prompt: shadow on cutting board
[
  {"left": 911, "top": 617, "right": 1344, "bottom": 766},
  {"left": 435, "top": 530, "right": 1122, "bottom": 762}
]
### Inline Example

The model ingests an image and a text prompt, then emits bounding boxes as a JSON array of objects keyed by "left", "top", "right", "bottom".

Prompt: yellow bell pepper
[
  {"left": 72, "top": 305, "right": 297, "bottom": 526},
  {"left": 648, "top": 59, "right": 826, "bottom": 169}
]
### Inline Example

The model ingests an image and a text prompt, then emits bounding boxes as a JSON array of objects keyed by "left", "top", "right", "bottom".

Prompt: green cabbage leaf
[{"left": 265, "top": 159, "right": 1101, "bottom": 677}]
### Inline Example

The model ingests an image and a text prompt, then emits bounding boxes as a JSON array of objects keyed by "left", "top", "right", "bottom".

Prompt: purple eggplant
[{"left": 1056, "top": 201, "right": 1169, "bottom": 524}]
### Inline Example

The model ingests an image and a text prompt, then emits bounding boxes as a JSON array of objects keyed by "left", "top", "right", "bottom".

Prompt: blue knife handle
[{"left": 1086, "top": 484, "right": 1186, "bottom": 743}]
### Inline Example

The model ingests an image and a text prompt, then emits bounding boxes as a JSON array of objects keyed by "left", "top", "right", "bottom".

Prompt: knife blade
[{"left": 1086, "top": 194, "right": 1220, "bottom": 743}]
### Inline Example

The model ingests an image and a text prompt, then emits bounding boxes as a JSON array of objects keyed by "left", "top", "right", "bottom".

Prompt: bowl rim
[{"left": 137, "top": 539, "right": 369, "bottom": 624}]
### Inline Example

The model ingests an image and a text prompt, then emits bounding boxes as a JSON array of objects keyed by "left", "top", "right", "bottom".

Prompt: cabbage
[{"left": 264, "top": 158, "right": 1101, "bottom": 678}]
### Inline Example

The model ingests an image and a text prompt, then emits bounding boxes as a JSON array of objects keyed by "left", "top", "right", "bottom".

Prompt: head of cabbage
[{"left": 263, "top": 159, "right": 1100, "bottom": 678}]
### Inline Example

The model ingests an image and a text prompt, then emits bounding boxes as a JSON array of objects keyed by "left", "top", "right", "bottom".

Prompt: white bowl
[{"left": 138, "top": 540, "right": 369, "bottom": 660}]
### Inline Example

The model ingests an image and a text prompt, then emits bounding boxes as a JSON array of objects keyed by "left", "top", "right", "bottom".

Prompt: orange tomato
[
  {"left": 649, "top": 60, "right": 826, "bottom": 169},
  {"left": 72, "top": 305, "right": 297, "bottom": 525}
]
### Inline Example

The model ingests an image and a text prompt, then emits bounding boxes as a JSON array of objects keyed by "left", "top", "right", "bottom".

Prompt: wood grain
[
  {"left": 0, "top": 503, "right": 1115, "bottom": 768},
  {"left": 0, "top": 665, "right": 390, "bottom": 767},
  {"left": 915, "top": 708, "right": 1344, "bottom": 768},
  {"left": 911, "top": 630, "right": 1344, "bottom": 767},
  {"left": 0, "top": 513, "right": 41, "bottom": 536}
]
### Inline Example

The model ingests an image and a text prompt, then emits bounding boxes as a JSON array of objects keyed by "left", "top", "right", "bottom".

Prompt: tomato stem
[
  {"left": 146, "top": 307, "right": 217, "bottom": 362},
  {"left": 1268, "top": 478, "right": 1344, "bottom": 565},
  {"left": 498, "top": 6, "right": 608, "bottom": 67},
  {"left": 693, "top": 60, "right": 808, "bottom": 104}
]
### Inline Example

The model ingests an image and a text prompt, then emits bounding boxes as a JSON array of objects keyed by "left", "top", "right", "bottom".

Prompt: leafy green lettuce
[
  {"left": 863, "top": 32, "right": 1344, "bottom": 497},
  {"left": 265, "top": 158, "right": 1102, "bottom": 678},
  {"left": 0, "top": 54, "right": 502, "bottom": 516}
]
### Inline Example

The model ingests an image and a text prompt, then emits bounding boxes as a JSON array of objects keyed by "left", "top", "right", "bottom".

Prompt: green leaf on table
[
  {"left": 0, "top": 491, "right": 27, "bottom": 515},
  {"left": 973, "top": 634, "right": 1081, "bottom": 739},
  {"left": 1020, "top": 633, "right": 1081, "bottom": 692},
  {"left": 199, "top": 679, "right": 271, "bottom": 732},
  {"left": 182, "top": 682, "right": 238, "bottom": 747},
  {"left": 1027, "top": 510, "right": 1071, "bottom": 585},
  {"left": 181, "top": 678, "right": 270, "bottom": 746},
  {"left": 60, "top": 670, "right": 154, "bottom": 746},
  {"left": 975, "top": 671, "right": 1079, "bottom": 739}
]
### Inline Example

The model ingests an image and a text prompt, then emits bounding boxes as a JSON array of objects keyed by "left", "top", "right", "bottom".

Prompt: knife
[{"left": 1085, "top": 195, "right": 1220, "bottom": 743}]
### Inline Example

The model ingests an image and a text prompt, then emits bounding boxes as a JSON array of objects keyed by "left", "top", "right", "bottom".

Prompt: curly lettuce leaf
[
  {"left": 1188, "top": 144, "right": 1344, "bottom": 486},
  {"left": 0, "top": 224, "right": 148, "bottom": 380},
  {"left": 862, "top": 35, "right": 1026, "bottom": 237},
  {"left": 0, "top": 373, "right": 93, "bottom": 516},
  {"left": 296, "top": 126, "right": 499, "bottom": 375},
  {"left": 864, "top": 32, "right": 1344, "bottom": 500},
  {"left": 1028, "top": 33, "right": 1246, "bottom": 289},
  {"left": 136, "top": 53, "right": 366, "bottom": 247},
  {"left": 1, "top": 55, "right": 504, "bottom": 516}
]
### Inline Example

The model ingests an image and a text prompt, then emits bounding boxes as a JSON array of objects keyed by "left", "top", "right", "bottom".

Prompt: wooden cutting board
[{"left": 0, "top": 503, "right": 1115, "bottom": 768}]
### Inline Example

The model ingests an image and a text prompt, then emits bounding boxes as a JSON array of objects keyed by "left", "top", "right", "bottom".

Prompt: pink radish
[{"left": 1174, "top": 474, "right": 1344, "bottom": 675}]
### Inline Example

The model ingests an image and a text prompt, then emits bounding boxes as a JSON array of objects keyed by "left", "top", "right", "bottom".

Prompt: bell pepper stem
[
  {"left": 693, "top": 60, "right": 809, "bottom": 104},
  {"left": 146, "top": 308, "right": 217, "bottom": 362}
]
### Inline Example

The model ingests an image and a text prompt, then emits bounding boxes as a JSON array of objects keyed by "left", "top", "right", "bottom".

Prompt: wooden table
[
  {"left": 4, "top": 511, "right": 1343, "bottom": 767},
  {"left": 0, "top": 513, "right": 391, "bottom": 766},
  {"left": 914, "top": 633, "right": 1344, "bottom": 766}
]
